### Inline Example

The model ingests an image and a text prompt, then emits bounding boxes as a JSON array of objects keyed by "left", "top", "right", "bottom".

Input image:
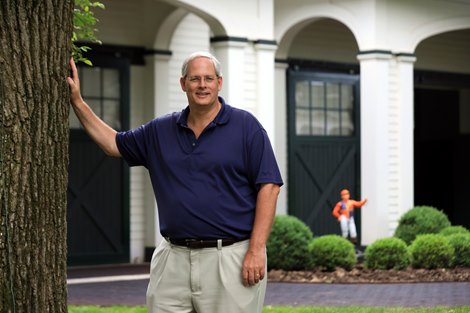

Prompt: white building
[{"left": 67, "top": 0, "right": 470, "bottom": 264}]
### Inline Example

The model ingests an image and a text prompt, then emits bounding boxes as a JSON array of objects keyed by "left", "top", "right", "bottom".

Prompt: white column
[
  {"left": 143, "top": 53, "right": 171, "bottom": 252},
  {"left": 396, "top": 54, "right": 417, "bottom": 219},
  {"left": 211, "top": 38, "right": 248, "bottom": 107},
  {"left": 357, "top": 51, "right": 393, "bottom": 245},
  {"left": 254, "top": 41, "right": 277, "bottom": 142},
  {"left": 153, "top": 54, "right": 171, "bottom": 246},
  {"left": 274, "top": 61, "right": 288, "bottom": 215}
]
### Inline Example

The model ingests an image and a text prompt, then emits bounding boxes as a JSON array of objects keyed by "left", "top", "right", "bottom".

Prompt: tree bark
[{"left": 0, "top": 0, "right": 73, "bottom": 312}]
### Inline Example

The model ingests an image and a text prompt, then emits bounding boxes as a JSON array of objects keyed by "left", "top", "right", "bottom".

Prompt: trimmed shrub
[
  {"left": 440, "top": 225, "right": 470, "bottom": 237},
  {"left": 409, "top": 234, "right": 454, "bottom": 269},
  {"left": 267, "top": 215, "right": 313, "bottom": 270},
  {"left": 446, "top": 233, "right": 470, "bottom": 267},
  {"left": 364, "top": 237, "right": 410, "bottom": 270},
  {"left": 309, "top": 235, "right": 356, "bottom": 271},
  {"left": 394, "top": 206, "right": 451, "bottom": 244}
]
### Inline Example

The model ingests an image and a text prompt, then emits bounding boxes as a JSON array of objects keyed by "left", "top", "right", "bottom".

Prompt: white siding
[
  {"left": 129, "top": 167, "right": 146, "bottom": 263},
  {"left": 242, "top": 45, "right": 257, "bottom": 114},
  {"left": 129, "top": 66, "right": 147, "bottom": 263},
  {"left": 386, "top": 59, "right": 402, "bottom": 235},
  {"left": 168, "top": 14, "right": 211, "bottom": 113}
]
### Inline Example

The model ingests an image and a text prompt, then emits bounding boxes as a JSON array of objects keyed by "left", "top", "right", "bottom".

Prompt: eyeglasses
[{"left": 186, "top": 76, "right": 219, "bottom": 84}]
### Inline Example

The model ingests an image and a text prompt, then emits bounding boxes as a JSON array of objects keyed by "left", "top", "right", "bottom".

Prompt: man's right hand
[
  {"left": 66, "top": 58, "right": 121, "bottom": 157},
  {"left": 67, "top": 58, "right": 83, "bottom": 107}
]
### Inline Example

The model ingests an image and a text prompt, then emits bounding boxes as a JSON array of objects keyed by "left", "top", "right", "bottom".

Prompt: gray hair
[{"left": 181, "top": 51, "right": 222, "bottom": 78}]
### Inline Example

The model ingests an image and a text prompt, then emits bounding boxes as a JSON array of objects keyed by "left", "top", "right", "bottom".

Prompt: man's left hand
[{"left": 242, "top": 246, "right": 266, "bottom": 287}]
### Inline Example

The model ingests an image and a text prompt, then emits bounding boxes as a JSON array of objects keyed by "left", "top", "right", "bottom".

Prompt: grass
[
  {"left": 68, "top": 306, "right": 470, "bottom": 313},
  {"left": 69, "top": 307, "right": 146, "bottom": 313},
  {"left": 263, "top": 307, "right": 470, "bottom": 313}
]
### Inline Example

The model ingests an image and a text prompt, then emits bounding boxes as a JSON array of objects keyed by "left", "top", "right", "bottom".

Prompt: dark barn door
[
  {"left": 414, "top": 86, "right": 470, "bottom": 229},
  {"left": 68, "top": 56, "right": 130, "bottom": 265},
  {"left": 288, "top": 70, "right": 361, "bottom": 238},
  {"left": 414, "top": 70, "right": 470, "bottom": 231}
]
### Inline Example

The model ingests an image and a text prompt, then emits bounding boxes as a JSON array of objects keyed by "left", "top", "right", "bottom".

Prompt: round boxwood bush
[
  {"left": 446, "top": 233, "right": 470, "bottom": 267},
  {"left": 409, "top": 234, "right": 454, "bottom": 269},
  {"left": 439, "top": 225, "right": 470, "bottom": 237},
  {"left": 364, "top": 237, "right": 410, "bottom": 270},
  {"left": 309, "top": 235, "right": 356, "bottom": 271},
  {"left": 394, "top": 206, "right": 451, "bottom": 244},
  {"left": 267, "top": 215, "right": 313, "bottom": 270}
]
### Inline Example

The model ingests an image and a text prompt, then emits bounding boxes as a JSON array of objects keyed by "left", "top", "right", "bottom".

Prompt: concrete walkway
[{"left": 67, "top": 264, "right": 470, "bottom": 307}]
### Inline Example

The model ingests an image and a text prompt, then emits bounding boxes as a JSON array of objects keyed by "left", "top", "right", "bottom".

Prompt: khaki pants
[{"left": 146, "top": 239, "right": 266, "bottom": 313}]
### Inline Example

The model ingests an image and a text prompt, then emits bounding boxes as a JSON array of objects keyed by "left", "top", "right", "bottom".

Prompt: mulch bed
[{"left": 268, "top": 265, "right": 470, "bottom": 284}]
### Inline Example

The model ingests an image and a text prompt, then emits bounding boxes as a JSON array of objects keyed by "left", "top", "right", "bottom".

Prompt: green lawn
[
  {"left": 263, "top": 307, "right": 470, "bottom": 313},
  {"left": 69, "top": 307, "right": 145, "bottom": 313},
  {"left": 68, "top": 306, "right": 470, "bottom": 313}
]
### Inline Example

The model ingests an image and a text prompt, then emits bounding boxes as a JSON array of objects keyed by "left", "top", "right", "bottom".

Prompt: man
[
  {"left": 68, "top": 51, "right": 283, "bottom": 313},
  {"left": 332, "top": 189, "right": 367, "bottom": 244}
]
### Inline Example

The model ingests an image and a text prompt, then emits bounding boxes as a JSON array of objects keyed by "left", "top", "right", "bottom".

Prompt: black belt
[{"left": 167, "top": 237, "right": 248, "bottom": 249}]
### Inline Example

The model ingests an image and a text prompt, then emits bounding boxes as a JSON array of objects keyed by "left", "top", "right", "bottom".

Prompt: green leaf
[
  {"left": 83, "top": 59, "right": 93, "bottom": 66},
  {"left": 71, "top": 0, "right": 104, "bottom": 66}
]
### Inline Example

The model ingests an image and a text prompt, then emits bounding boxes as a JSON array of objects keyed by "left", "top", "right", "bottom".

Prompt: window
[
  {"left": 69, "top": 66, "right": 122, "bottom": 130},
  {"left": 295, "top": 80, "right": 355, "bottom": 136}
]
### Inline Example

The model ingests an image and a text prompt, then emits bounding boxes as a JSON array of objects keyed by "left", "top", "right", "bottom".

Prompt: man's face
[
  {"left": 180, "top": 57, "right": 222, "bottom": 108},
  {"left": 341, "top": 190, "right": 350, "bottom": 201}
]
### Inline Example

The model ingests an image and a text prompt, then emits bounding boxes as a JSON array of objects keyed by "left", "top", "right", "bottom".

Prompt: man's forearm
[
  {"left": 249, "top": 183, "right": 280, "bottom": 250},
  {"left": 242, "top": 183, "right": 280, "bottom": 286},
  {"left": 72, "top": 100, "right": 120, "bottom": 157},
  {"left": 68, "top": 58, "right": 120, "bottom": 157}
]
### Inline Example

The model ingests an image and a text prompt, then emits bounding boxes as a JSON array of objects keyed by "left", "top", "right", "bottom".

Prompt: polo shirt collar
[{"left": 177, "top": 96, "right": 231, "bottom": 127}]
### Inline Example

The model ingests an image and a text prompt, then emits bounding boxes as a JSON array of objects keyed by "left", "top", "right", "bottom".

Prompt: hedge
[
  {"left": 309, "top": 235, "right": 356, "bottom": 271},
  {"left": 394, "top": 206, "right": 451, "bottom": 244},
  {"left": 267, "top": 215, "right": 313, "bottom": 270},
  {"left": 364, "top": 237, "right": 410, "bottom": 270}
]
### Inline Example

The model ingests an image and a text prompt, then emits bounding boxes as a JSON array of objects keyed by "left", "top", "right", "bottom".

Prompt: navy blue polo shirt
[{"left": 116, "top": 97, "right": 283, "bottom": 240}]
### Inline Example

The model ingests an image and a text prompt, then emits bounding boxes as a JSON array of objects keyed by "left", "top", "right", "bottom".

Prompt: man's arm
[
  {"left": 67, "top": 58, "right": 121, "bottom": 157},
  {"left": 242, "top": 183, "right": 280, "bottom": 287}
]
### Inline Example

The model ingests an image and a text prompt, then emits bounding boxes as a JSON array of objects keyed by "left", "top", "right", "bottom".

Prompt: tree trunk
[{"left": 0, "top": 1, "right": 73, "bottom": 312}]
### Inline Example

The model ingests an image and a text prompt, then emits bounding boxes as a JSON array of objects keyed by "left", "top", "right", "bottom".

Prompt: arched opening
[
  {"left": 282, "top": 18, "right": 361, "bottom": 238},
  {"left": 414, "top": 29, "right": 470, "bottom": 229},
  {"left": 287, "top": 18, "right": 359, "bottom": 65}
]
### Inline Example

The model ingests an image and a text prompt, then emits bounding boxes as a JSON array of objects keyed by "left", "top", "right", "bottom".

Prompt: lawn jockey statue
[{"left": 332, "top": 189, "right": 368, "bottom": 244}]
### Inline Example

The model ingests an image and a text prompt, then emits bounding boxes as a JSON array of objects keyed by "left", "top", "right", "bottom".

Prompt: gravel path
[{"left": 67, "top": 265, "right": 470, "bottom": 307}]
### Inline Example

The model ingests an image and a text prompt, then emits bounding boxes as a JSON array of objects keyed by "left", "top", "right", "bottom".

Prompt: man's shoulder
[
  {"left": 129, "top": 112, "right": 179, "bottom": 138},
  {"left": 159, "top": 110, "right": 182, "bottom": 121},
  {"left": 229, "top": 105, "right": 254, "bottom": 118},
  {"left": 147, "top": 111, "right": 180, "bottom": 126},
  {"left": 227, "top": 105, "right": 262, "bottom": 128}
]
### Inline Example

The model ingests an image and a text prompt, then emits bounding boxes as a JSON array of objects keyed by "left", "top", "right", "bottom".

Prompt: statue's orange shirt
[{"left": 332, "top": 199, "right": 366, "bottom": 220}]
